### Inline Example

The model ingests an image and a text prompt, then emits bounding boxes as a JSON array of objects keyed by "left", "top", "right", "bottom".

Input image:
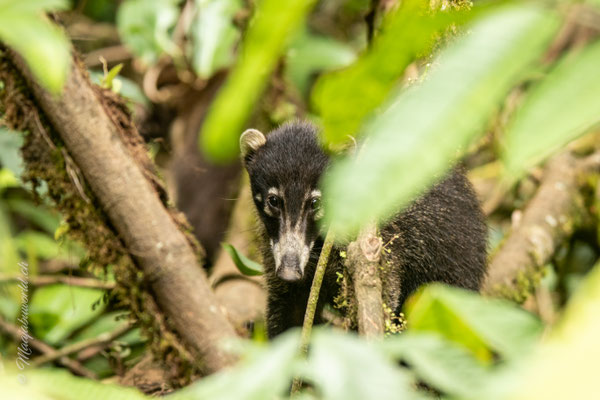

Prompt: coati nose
[{"left": 277, "top": 253, "right": 302, "bottom": 282}]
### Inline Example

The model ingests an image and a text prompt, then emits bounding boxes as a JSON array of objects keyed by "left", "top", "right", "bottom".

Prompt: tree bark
[
  {"left": 7, "top": 50, "right": 238, "bottom": 373},
  {"left": 483, "top": 151, "right": 599, "bottom": 302},
  {"left": 346, "top": 223, "right": 384, "bottom": 338}
]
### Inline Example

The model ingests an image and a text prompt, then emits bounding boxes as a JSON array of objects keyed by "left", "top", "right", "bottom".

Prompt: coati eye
[
  {"left": 310, "top": 197, "right": 321, "bottom": 211},
  {"left": 267, "top": 195, "right": 281, "bottom": 209}
]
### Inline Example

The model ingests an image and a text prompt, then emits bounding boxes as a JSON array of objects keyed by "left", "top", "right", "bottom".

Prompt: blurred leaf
[
  {"left": 116, "top": 0, "right": 180, "bottom": 64},
  {"left": 0, "top": 0, "right": 71, "bottom": 94},
  {"left": 0, "top": 203, "right": 21, "bottom": 305},
  {"left": 15, "top": 230, "right": 84, "bottom": 262},
  {"left": 190, "top": 0, "right": 242, "bottom": 78},
  {"left": 30, "top": 285, "right": 106, "bottom": 345},
  {"left": 406, "top": 284, "right": 543, "bottom": 361},
  {"left": 312, "top": 0, "right": 473, "bottom": 145},
  {"left": 200, "top": 0, "right": 318, "bottom": 162},
  {"left": 285, "top": 29, "right": 356, "bottom": 96},
  {"left": 503, "top": 40, "right": 600, "bottom": 176},
  {"left": 380, "top": 332, "right": 491, "bottom": 398},
  {"left": 0, "top": 127, "right": 24, "bottom": 180},
  {"left": 6, "top": 368, "right": 148, "bottom": 400},
  {"left": 171, "top": 331, "right": 300, "bottom": 400},
  {"left": 6, "top": 198, "right": 60, "bottom": 234},
  {"left": 222, "top": 242, "right": 263, "bottom": 276},
  {"left": 303, "top": 329, "right": 422, "bottom": 400},
  {"left": 323, "top": 4, "right": 559, "bottom": 235}
]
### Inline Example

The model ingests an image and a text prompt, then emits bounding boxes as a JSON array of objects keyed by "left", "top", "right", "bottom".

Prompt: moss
[{"left": 0, "top": 49, "right": 198, "bottom": 385}]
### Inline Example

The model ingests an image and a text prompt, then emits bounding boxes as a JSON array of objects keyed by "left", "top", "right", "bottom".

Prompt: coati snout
[
  {"left": 240, "top": 124, "right": 327, "bottom": 282},
  {"left": 241, "top": 121, "right": 487, "bottom": 338}
]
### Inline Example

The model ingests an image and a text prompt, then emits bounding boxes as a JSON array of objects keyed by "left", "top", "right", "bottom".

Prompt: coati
[{"left": 241, "top": 121, "right": 487, "bottom": 338}]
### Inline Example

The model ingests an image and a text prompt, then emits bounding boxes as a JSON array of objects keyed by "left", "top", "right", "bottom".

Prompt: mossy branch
[
  {"left": 291, "top": 228, "right": 335, "bottom": 394},
  {"left": 484, "top": 150, "right": 600, "bottom": 302}
]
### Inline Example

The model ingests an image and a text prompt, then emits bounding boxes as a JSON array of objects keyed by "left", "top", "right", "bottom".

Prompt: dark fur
[{"left": 244, "top": 121, "right": 487, "bottom": 338}]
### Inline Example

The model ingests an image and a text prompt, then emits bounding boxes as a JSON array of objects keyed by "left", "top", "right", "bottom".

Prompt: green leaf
[
  {"left": 171, "top": 331, "right": 300, "bottom": 400},
  {"left": 406, "top": 284, "right": 543, "bottom": 361},
  {"left": 0, "top": 0, "right": 71, "bottom": 94},
  {"left": 303, "top": 329, "right": 423, "bottom": 400},
  {"left": 380, "top": 332, "right": 491, "bottom": 398},
  {"left": 6, "top": 198, "right": 60, "bottom": 234},
  {"left": 285, "top": 28, "right": 356, "bottom": 96},
  {"left": 0, "top": 127, "right": 24, "bottom": 180},
  {"left": 30, "top": 285, "right": 106, "bottom": 345},
  {"left": 312, "top": 0, "right": 473, "bottom": 145},
  {"left": 116, "top": 0, "right": 180, "bottom": 65},
  {"left": 15, "top": 230, "right": 84, "bottom": 262},
  {"left": 101, "top": 63, "right": 124, "bottom": 89},
  {"left": 7, "top": 368, "right": 148, "bottom": 400},
  {"left": 222, "top": 242, "right": 263, "bottom": 276},
  {"left": 503, "top": 40, "right": 600, "bottom": 176},
  {"left": 200, "top": 0, "right": 318, "bottom": 162},
  {"left": 189, "top": 0, "right": 242, "bottom": 79},
  {"left": 0, "top": 203, "right": 21, "bottom": 308},
  {"left": 322, "top": 4, "right": 559, "bottom": 235}
]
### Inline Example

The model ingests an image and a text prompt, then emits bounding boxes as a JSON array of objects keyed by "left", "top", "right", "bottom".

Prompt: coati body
[{"left": 241, "top": 121, "right": 487, "bottom": 338}]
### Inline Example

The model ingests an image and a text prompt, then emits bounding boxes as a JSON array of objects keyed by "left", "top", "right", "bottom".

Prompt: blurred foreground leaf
[
  {"left": 303, "top": 330, "right": 421, "bottom": 400},
  {"left": 0, "top": 0, "right": 71, "bottom": 94},
  {"left": 406, "top": 284, "right": 543, "bottom": 361},
  {"left": 380, "top": 332, "right": 491, "bottom": 399},
  {"left": 503, "top": 39, "right": 600, "bottom": 176},
  {"left": 200, "top": 0, "right": 318, "bottom": 162},
  {"left": 323, "top": 4, "right": 558, "bottom": 235},
  {"left": 312, "top": 0, "right": 472, "bottom": 145}
]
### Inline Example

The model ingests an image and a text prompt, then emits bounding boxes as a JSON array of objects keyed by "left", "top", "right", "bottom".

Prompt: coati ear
[{"left": 240, "top": 128, "right": 266, "bottom": 164}]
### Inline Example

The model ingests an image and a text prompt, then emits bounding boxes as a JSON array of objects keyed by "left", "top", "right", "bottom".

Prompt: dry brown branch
[
  {"left": 209, "top": 179, "right": 265, "bottom": 333},
  {"left": 6, "top": 49, "right": 238, "bottom": 373},
  {"left": 0, "top": 315, "right": 97, "bottom": 379},
  {"left": 483, "top": 151, "right": 600, "bottom": 301},
  {"left": 0, "top": 274, "right": 116, "bottom": 290},
  {"left": 32, "top": 322, "right": 133, "bottom": 366},
  {"left": 345, "top": 223, "right": 384, "bottom": 339}
]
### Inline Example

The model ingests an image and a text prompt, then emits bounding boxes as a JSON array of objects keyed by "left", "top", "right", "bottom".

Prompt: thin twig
[
  {"left": 32, "top": 322, "right": 133, "bottom": 366},
  {"left": 0, "top": 274, "right": 115, "bottom": 290},
  {"left": 290, "top": 229, "right": 335, "bottom": 395},
  {"left": 0, "top": 315, "right": 97, "bottom": 379}
]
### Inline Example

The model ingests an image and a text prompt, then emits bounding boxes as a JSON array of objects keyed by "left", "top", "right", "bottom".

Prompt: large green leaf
[
  {"left": 322, "top": 4, "right": 559, "bottom": 235},
  {"left": 406, "top": 284, "right": 543, "bottom": 361},
  {"left": 380, "top": 332, "right": 491, "bottom": 399},
  {"left": 312, "top": 0, "right": 473, "bottom": 145},
  {"left": 200, "top": 0, "right": 318, "bottom": 162},
  {"left": 0, "top": 0, "right": 71, "bottom": 94},
  {"left": 503, "top": 39, "right": 600, "bottom": 176},
  {"left": 29, "top": 285, "right": 106, "bottom": 345},
  {"left": 190, "top": 0, "right": 242, "bottom": 78}
]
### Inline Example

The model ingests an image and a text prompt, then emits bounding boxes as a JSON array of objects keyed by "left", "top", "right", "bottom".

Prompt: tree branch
[
  {"left": 483, "top": 151, "right": 600, "bottom": 301},
  {"left": 346, "top": 222, "right": 384, "bottom": 338},
  {"left": 5, "top": 49, "right": 238, "bottom": 373}
]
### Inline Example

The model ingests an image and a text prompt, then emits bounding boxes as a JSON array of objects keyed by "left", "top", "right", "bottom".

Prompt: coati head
[{"left": 241, "top": 122, "right": 329, "bottom": 282}]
